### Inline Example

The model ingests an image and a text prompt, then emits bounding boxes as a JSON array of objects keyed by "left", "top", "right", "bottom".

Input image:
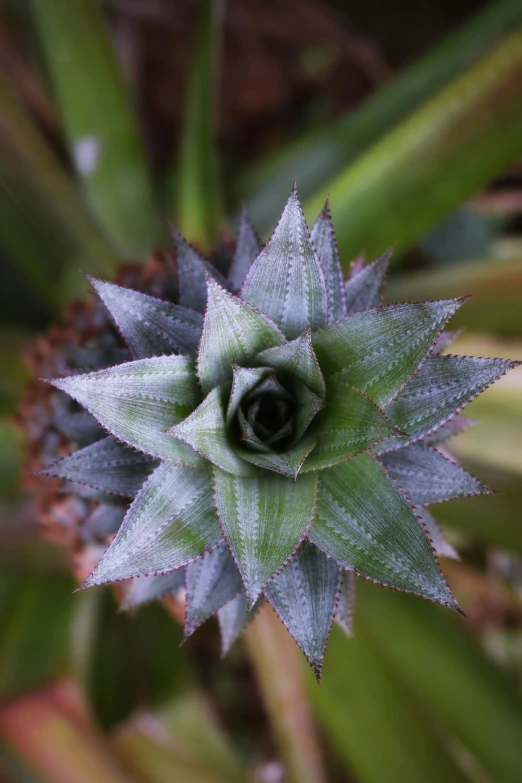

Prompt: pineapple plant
[{"left": 33, "top": 182, "right": 519, "bottom": 679}]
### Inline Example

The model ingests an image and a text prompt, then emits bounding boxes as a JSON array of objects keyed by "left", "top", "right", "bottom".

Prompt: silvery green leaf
[
  {"left": 310, "top": 198, "right": 346, "bottom": 322},
  {"left": 81, "top": 461, "right": 221, "bottom": 588},
  {"left": 255, "top": 329, "right": 326, "bottom": 398},
  {"left": 242, "top": 183, "right": 328, "bottom": 338},
  {"left": 312, "top": 298, "right": 466, "bottom": 406},
  {"left": 227, "top": 365, "right": 271, "bottom": 424},
  {"left": 218, "top": 593, "right": 263, "bottom": 656},
  {"left": 184, "top": 542, "right": 243, "bottom": 638},
  {"left": 310, "top": 453, "right": 459, "bottom": 609},
  {"left": 416, "top": 506, "right": 459, "bottom": 560},
  {"left": 264, "top": 541, "right": 341, "bottom": 680},
  {"left": 81, "top": 503, "right": 126, "bottom": 543},
  {"left": 335, "top": 570, "right": 355, "bottom": 636},
  {"left": 120, "top": 569, "right": 186, "bottom": 610},
  {"left": 49, "top": 356, "right": 202, "bottom": 465},
  {"left": 228, "top": 207, "right": 261, "bottom": 290},
  {"left": 378, "top": 442, "right": 491, "bottom": 505},
  {"left": 88, "top": 277, "right": 202, "bottom": 358},
  {"left": 292, "top": 382, "right": 326, "bottom": 442},
  {"left": 40, "top": 436, "right": 157, "bottom": 498},
  {"left": 238, "top": 408, "right": 272, "bottom": 452},
  {"left": 51, "top": 398, "right": 104, "bottom": 446},
  {"left": 344, "top": 249, "right": 391, "bottom": 315},
  {"left": 386, "top": 355, "right": 519, "bottom": 441},
  {"left": 172, "top": 229, "right": 228, "bottom": 312},
  {"left": 197, "top": 276, "right": 285, "bottom": 394},
  {"left": 301, "top": 380, "right": 398, "bottom": 472},
  {"left": 170, "top": 386, "right": 258, "bottom": 476},
  {"left": 423, "top": 416, "right": 477, "bottom": 446},
  {"left": 213, "top": 468, "right": 318, "bottom": 605},
  {"left": 237, "top": 433, "right": 317, "bottom": 481}
]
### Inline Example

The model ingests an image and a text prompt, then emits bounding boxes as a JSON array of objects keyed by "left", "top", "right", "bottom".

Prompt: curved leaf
[
  {"left": 344, "top": 250, "right": 391, "bottom": 315},
  {"left": 184, "top": 542, "right": 242, "bottom": 638},
  {"left": 228, "top": 208, "right": 261, "bottom": 290},
  {"left": 255, "top": 329, "right": 326, "bottom": 399},
  {"left": 173, "top": 230, "right": 227, "bottom": 312},
  {"left": 310, "top": 199, "right": 346, "bottom": 322},
  {"left": 238, "top": 433, "right": 317, "bottom": 481}
]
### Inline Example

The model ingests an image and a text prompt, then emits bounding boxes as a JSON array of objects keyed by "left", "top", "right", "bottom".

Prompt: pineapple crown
[{"left": 41, "top": 182, "right": 518, "bottom": 679}]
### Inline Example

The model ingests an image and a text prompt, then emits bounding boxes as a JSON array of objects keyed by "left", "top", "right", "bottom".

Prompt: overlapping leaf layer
[{"left": 43, "top": 183, "right": 518, "bottom": 678}]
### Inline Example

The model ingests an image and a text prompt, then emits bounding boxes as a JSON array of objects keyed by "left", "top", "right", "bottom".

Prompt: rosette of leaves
[{"left": 42, "top": 184, "right": 518, "bottom": 679}]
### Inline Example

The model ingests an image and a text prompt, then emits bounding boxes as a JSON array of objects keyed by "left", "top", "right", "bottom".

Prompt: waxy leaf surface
[
  {"left": 50, "top": 356, "right": 202, "bottom": 465},
  {"left": 82, "top": 462, "right": 222, "bottom": 587},
  {"left": 89, "top": 277, "right": 202, "bottom": 358},
  {"left": 311, "top": 200, "right": 346, "bottom": 322},
  {"left": 227, "top": 365, "right": 271, "bottom": 424},
  {"left": 184, "top": 543, "right": 243, "bottom": 638},
  {"left": 228, "top": 208, "right": 261, "bottom": 290},
  {"left": 242, "top": 185, "right": 328, "bottom": 338},
  {"left": 344, "top": 250, "right": 391, "bottom": 315},
  {"left": 197, "top": 277, "right": 284, "bottom": 394},
  {"left": 173, "top": 230, "right": 227, "bottom": 312},
  {"left": 213, "top": 468, "right": 318, "bottom": 605},
  {"left": 312, "top": 298, "right": 465, "bottom": 405},
  {"left": 256, "top": 330, "right": 326, "bottom": 398},
  {"left": 238, "top": 433, "right": 317, "bottom": 481},
  {"left": 41, "top": 436, "right": 157, "bottom": 498},
  {"left": 265, "top": 541, "right": 341, "bottom": 679},
  {"left": 120, "top": 569, "right": 186, "bottom": 610},
  {"left": 310, "top": 453, "right": 458, "bottom": 608}
]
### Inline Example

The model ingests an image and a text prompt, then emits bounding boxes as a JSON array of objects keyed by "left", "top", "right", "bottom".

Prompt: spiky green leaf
[
  {"left": 50, "top": 356, "right": 202, "bottom": 465},
  {"left": 218, "top": 593, "right": 262, "bottom": 656},
  {"left": 379, "top": 442, "right": 491, "bottom": 505},
  {"left": 302, "top": 380, "right": 398, "bottom": 472},
  {"left": 170, "top": 385, "right": 258, "bottom": 476},
  {"left": 173, "top": 230, "right": 227, "bottom": 312},
  {"left": 88, "top": 277, "right": 202, "bottom": 358},
  {"left": 312, "top": 298, "right": 465, "bottom": 406},
  {"left": 310, "top": 453, "right": 458, "bottom": 609},
  {"left": 335, "top": 570, "right": 355, "bottom": 636},
  {"left": 310, "top": 199, "right": 346, "bottom": 322},
  {"left": 120, "top": 569, "right": 186, "bottom": 610},
  {"left": 213, "top": 468, "right": 318, "bottom": 605},
  {"left": 344, "top": 250, "right": 391, "bottom": 315},
  {"left": 238, "top": 433, "right": 317, "bottom": 481},
  {"left": 386, "top": 354, "right": 519, "bottom": 441},
  {"left": 41, "top": 436, "right": 157, "bottom": 498},
  {"left": 197, "top": 276, "right": 284, "bottom": 394},
  {"left": 242, "top": 184, "right": 328, "bottom": 338},
  {"left": 265, "top": 541, "right": 341, "bottom": 680},
  {"left": 82, "top": 462, "right": 221, "bottom": 588},
  {"left": 228, "top": 208, "right": 261, "bottom": 290},
  {"left": 226, "top": 365, "right": 271, "bottom": 424},
  {"left": 184, "top": 542, "right": 242, "bottom": 638},
  {"left": 255, "top": 329, "right": 326, "bottom": 398},
  {"left": 292, "top": 381, "right": 326, "bottom": 442}
]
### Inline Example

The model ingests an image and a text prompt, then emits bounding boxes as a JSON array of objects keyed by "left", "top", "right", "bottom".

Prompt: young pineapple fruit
[{"left": 36, "top": 184, "right": 518, "bottom": 678}]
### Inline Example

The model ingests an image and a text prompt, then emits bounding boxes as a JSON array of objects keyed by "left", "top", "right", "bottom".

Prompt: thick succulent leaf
[
  {"left": 302, "top": 380, "right": 398, "bottom": 472},
  {"left": 238, "top": 433, "right": 317, "bottom": 481},
  {"left": 228, "top": 208, "right": 261, "bottom": 290},
  {"left": 242, "top": 184, "right": 328, "bottom": 338},
  {"left": 335, "top": 570, "right": 355, "bottom": 636},
  {"left": 344, "top": 250, "right": 391, "bottom": 315},
  {"left": 312, "top": 298, "right": 466, "bottom": 406},
  {"left": 379, "top": 442, "right": 491, "bottom": 505},
  {"left": 292, "top": 381, "right": 326, "bottom": 442},
  {"left": 218, "top": 593, "right": 263, "bottom": 656},
  {"left": 238, "top": 408, "right": 272, "bottom": 452},
  {"left": 52, "top": 404, "right": 105, "bottom": 447},
  {"left": 416, "top": 506, "right": 459, "bottom": 561},
  {"left": 49, "top": 356, "right": 202, "bottom": 465},
  {"left": 255, "top": 329, "right": 326, "bottom": 398},
  {"left": 227, "top": 364, "right": 270, "bottom": 424},
  {"left": 81, "top": 461, "right": 222, "bottom": 588},
  {"left": 309, "top": 453, "right": 459, "bottom": 609},
  {"left": 41, "top": 436, "right": 157, "bottom": 498},
  {"left": 120, "top": 569, "right": 186, "bottom": 610},
  {"left": 197, "top": 276, "right": 285, "bottom": 394},
  {"left": 310, "top": 199, "right": 346, "bottom": 322},
  {"left": 184, "top": 542, "right": 243, "bottom": 638},
  {"left": 423, "top": 415, "right": 477, "bottom": 445},
  {"left": 170, "top": 386, "right": 258, "bottom": 476},
  {"left": 386, "top": 354, "right": 519, "bottom": 441},
  {"left": 88, "top": 277, "right": 202, "bottom": 358},
  {"left": 265, "top": 541, "right": 341, "bottom": 680},
  {"left": 172, "top": 229, "right": 227, "bottom": 312},
  {"left": 81, "top": 504, "right": 126, "bottom": 543},
  {"left": 214, "top": 468, "right": 318, "bottom": 605}
]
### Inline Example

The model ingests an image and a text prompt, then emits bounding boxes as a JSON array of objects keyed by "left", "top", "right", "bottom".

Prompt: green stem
[{"left": 244, "top": 604, "right": 325, "bottom": 783}]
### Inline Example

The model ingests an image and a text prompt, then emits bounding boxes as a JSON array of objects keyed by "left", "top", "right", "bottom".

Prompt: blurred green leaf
[
  {"left": 238, "top": 0, "right": 522, "bottom": 232},
  {"left": 358, "top": 581, "right": 522, "bottom": 783},
  {"left": 0, "top": 571, "right": 75, "bottom": 698},
  {"left": 0, "top": 328, "right": 32, "bottom": 414},
  {"left": 310, "top": 625, "right": 467, "bottom": 783},
  {"left": 31, "top": 0, "right": 160, "bottom": 258},
  {"left": 0, "top": 76, "right": 117, "bottom": 305},
  {"left": 0, "top": 418, "right": 23, "bottom": 496},
  {"left": 304, "top": 28, "right": 522, "bottom": 262},
  {"left": 71, "top": 587, "right": 193, "bottom": 730},
  {"left": 113, "top": 693, "right": 245, "bottom": 783},
  {"left": 177, "top": 0, "right": 224, "bottom": 248}
]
